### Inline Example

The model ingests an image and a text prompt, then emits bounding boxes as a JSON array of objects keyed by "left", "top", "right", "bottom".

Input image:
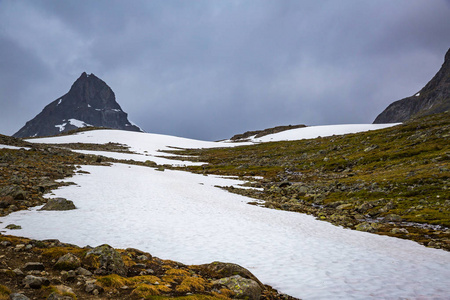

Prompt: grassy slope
[{"left": 168, "top": 112, "right": 450, "bottom": 250}]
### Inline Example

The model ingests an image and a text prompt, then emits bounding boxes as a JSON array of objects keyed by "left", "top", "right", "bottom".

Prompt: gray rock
[
  {"left": 23, "top": 275, "right": 50, "bottom": 289},
  {"left": 23, "top": 262, "right": 45, "bottom": 272},
  {"left": 384, "top": 214, "right": 402, "bottom": 222},
  {"left": 54, "top": 253, "right": 81, "bottom": 270},
  {"left": 9, "top": 293, "right": 30, "bottom": 300},
  {"left": 76, "top": 267, "right": 92, "bottom": 276},
  {"left": 39, "top": 198, "right": 76, "bottom": 211},
  {"left": 85, "top": 244, "right": 127, "bottom": 276},
  {"left": 214, "top": 275, "right": 262, "bottom": 300}
]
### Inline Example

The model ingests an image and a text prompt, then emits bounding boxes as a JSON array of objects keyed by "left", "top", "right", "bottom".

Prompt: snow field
[{"left": 2, "top": 163, "right": 449, "bottom": 299}]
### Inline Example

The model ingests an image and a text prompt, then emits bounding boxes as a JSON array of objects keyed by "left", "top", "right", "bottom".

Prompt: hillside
[
  {"left": 374, "top": 48, "right": 450, "bottom": 123},
  {"left": 172, "top": 112, "right": 450, "bottom": 250},
  {"left": 1, "top": 115, "right": 449, "bottom": 299}
]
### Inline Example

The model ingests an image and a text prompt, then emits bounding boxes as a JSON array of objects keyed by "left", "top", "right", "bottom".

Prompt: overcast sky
[{"left": 1, "top": 0, "right": 449, "bottom": 140}]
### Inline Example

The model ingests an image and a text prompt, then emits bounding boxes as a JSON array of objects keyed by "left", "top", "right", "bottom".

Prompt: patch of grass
[{"left": 0, "top": 285, "right": 11, "bottom": 300}]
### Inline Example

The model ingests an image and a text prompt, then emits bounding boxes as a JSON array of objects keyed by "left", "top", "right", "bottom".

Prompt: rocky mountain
[
  {"left": 13, "top": 72, "right": 143, "bottom": 138},
  {"left": 374, "top": 48, "right": 450, "bottom": 123}
]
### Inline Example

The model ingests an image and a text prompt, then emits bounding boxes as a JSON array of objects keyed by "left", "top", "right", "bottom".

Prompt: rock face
[
  {"left": 374, "top": 48, "right": 450, "bottom": 123},
  {"left": 13, "top": 72, "right": 143, "bottom": 138}
]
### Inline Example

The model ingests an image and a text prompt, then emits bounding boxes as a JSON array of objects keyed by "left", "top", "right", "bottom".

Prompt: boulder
[
  {"left": 23, "top": 262, "right": 45, "bottom": 272},
  {"left": 84, "top": 244, "right": 127, "bottom": 276},
  {"left": 55, "top": 253, "right": 81, "bottom": 270},
  {"left": 39, "top": 198, "right": 76, "bottom": 211},
  {"left": 9, "top": 293, "right": 30, "bottom": 300},
  {"left": 214, "top": 275, "right": 261, "bottom": 300},
  {"left": 23, "top": 275, "right": 50, "bottom": 289},
  {"left": 199, "top": 261, "right": 264, "bottom": 289}
]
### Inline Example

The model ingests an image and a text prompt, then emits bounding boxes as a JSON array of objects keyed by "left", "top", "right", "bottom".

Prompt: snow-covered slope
[
  {"left": 27, "top": 129, "right": 238, "bottom": 166},
  {"left": 2, "top": 163, "right": 449, "bottom": 299},
  {"left": 8, "top": 123, "right": 448, "bottom": 299},
  {"left": 224, "top": 123, "right": 399, "bottom": 143}
]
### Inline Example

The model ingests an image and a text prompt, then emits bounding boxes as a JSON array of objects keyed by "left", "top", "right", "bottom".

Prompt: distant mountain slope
[
  {"left": 230, "top": 124, "right": 306, "bottom": 142},
  {"left": 374, "top": 48, "right": 450, "bottom": 123},
  {"left": 13, "top": 72, "right": 143, "bottom": 138}
]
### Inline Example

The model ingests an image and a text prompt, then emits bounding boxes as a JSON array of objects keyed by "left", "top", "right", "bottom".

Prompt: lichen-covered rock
[
  {"left": 55, "top": 253, "right": 81, "bottom": 270},
  {"left": 84, "top": 244, "right": 127, "bottom": 276},
  {"left": 5, "top": 224, "right": 21, "bottom": 230},
  {"left": 355, "top": 222, "right": 378, "bottom": 233},
  {"left": 39, "top": 198, "right": 76, "bottom": 211},
  {"left": 214, "top": 275, "right": 262, "bottom": 300},
  {"left": 199, "top": 261, "right": 264, "bottom": 289}
]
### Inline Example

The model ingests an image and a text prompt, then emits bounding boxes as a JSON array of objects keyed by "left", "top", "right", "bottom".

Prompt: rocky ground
[{"left": 0, "top": 134, "right": 298, "bottom": 300}]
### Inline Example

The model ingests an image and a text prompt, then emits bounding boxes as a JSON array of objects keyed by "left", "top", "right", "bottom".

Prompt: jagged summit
[
  {"left": 374, "top": 48, "right": 450, "bottom": 123},
  {"left": 13, "top": 72, "right": 143, "bottom": 138}
]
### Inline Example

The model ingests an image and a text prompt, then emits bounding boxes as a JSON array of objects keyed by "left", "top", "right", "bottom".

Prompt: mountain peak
[
  {"left": 13, "top": 73, "right": 143, "bottom": 138},
  {"left": 374, "top": 48, "right": 450, "bottom": 123}
]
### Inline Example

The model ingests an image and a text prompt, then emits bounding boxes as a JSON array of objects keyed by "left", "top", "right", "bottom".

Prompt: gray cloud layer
[{"left": 1, "top": 0, "right": 449, "bottom": 140}]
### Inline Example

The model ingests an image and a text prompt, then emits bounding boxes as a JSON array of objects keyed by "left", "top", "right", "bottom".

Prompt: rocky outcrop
[
  {"left": 13, "top": 72, "right": 143, "bottom": 138},
  {"left": 39, "top": 198, "right": 76, "bottom": 211},
  {"left": 374, "top": 48, "right": 450, "bottom": 123},
  {"left": 0, "top": 236, "right": 298, "bottom": 299}
]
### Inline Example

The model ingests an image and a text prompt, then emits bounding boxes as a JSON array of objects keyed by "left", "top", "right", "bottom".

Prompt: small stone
[
  {"left": 391, "top": 228, "right": 409, "bottom": 234},
  {"left": 75, "top": 267, "right": 92, "bottom": 276},
  {"left": 14, "top": 244, "right": 26, "bottom": 251},
  {"left": 13, "top": 268, "right": 24, "bottom": 276}
]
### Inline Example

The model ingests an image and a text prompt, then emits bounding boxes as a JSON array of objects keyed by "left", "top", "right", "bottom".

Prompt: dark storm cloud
[{"left": 1, "top": 0, "right": 449, "bottom": 140}]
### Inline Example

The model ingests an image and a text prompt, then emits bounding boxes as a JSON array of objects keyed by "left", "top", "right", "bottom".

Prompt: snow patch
[
  {"left": 1, "top": 163, "right": 449, "bottom": 299},
  {"left": 111, "top": 109, "right": 122, "bottom": 112},
  {"left": 56, "top": 98, "right": 62, "bottom": 106},
  {"left": 54, "top": 122, "right": 67, "bottom": 132},
  {"left": 0, "top": 144, "right": 30, "bottom": 150},
  {"left": 229, "top": 123, "right": 401, "bottom": 143},
  {"left": 416, "top": 92, "right": 421, "bottom": 96},
  {"left": 68, "top": 119, "right": 92, "bottom": 128}
]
